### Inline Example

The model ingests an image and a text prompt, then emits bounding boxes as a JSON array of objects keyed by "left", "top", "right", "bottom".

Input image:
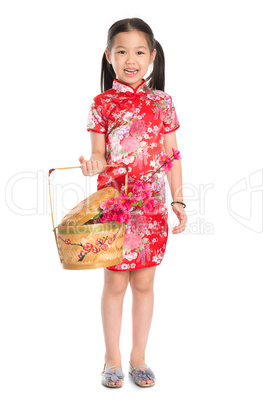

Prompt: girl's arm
[
  {"left": 163, "top": 131, "right": 183, "bottom": 203},
  {"left": 79, "top": 132, "right": 107, "bottom": 176},
  {"left": 164, "top": 131, "right": 187, "bottom": 234}
]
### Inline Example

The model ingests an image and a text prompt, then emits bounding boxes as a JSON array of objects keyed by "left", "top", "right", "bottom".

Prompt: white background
[{"left": 1, "top": 0, "right": 267, "bottom": 401}]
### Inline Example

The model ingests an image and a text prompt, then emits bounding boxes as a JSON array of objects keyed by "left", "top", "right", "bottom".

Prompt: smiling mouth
[{"left": 124, "top": 69, "right": 139, "bottom": 75}]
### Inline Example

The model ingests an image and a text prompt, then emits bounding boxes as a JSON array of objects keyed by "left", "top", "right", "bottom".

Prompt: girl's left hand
[{"left": 171, "top": 203, "right": 187, "bottom": 234}]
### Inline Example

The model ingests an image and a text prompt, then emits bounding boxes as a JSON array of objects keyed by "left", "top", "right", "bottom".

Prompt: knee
[
  {"left": 130, "top": 278, "right": 154, "bottom": 294},
  {"left": 104, "top": 273, "right": 129, "bottom": 296}
]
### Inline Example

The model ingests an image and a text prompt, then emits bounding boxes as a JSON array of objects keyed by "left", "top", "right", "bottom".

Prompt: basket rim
[{"left": 55, "top": 222, "right": 124, "bottom": 235}]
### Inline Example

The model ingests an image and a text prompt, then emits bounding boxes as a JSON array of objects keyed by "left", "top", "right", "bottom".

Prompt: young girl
[{"left": 79, "top": 18, "right": 187, "bottom": 388}]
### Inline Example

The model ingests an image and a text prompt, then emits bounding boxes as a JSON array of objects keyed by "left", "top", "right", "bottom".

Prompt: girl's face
[{"left": 105, "top": 30, "right": 156, "bottom": 89}]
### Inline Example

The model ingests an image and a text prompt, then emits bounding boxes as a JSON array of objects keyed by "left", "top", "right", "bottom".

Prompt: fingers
[
  {"left": 171, "top": 205, "right": 187, "bottom": 234},
  {"left": 172, "top": 217, "right": 187, "bottom": 233},
  {"left": 79, "top": 157, "right": 104, "bottom": 176},
  {"left": 171, "top": 223, "right": 186, "bottom": 234}
]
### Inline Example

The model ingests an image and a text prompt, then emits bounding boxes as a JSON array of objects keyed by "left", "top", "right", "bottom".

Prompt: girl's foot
[
  {"left": 129, "top": 358, "right": 154, "bottom": 385},
  {"left": 104, "top": 356, "right": 123, "bottom": 386}
]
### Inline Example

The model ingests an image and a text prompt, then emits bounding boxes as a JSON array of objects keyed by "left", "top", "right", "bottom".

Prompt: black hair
[{"left": 101, "top": 18, "right": 165, "bottom": 92}]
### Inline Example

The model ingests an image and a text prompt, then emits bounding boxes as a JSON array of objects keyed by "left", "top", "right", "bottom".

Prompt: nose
[{"left": 125, "top": 52, "right": 136, "bottom": 64}]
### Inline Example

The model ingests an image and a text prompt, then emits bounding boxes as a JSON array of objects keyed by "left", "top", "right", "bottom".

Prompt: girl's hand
[
  {"left": 79, "top": 155, "right": 105, "bottom": 176},
  {"left": 171, "top": 203, "right": 187, "bottom": 234}
]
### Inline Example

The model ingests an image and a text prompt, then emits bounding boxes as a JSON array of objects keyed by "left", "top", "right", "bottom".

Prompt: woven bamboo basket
[{"left": 48, "top": 164, "right": 128, "bottom": 270}]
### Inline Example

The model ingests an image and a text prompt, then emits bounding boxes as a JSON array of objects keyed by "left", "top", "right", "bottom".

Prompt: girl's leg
[
  {"left": 129, "top": 266, "right": 156, "bottom": 385},
  {"left": 101, "top": 268, "right": 130, "bottom": 385}
]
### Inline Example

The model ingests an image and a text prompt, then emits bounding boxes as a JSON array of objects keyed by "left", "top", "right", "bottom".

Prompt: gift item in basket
[
  {"left": 48, "top": 164, "right": 128, "bottom": 270},
  {"left": 58, "top": 187, "right": 119, "bottom": 227}
]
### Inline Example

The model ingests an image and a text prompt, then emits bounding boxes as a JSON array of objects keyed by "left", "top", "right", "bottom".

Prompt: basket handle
[{"left": 48, "top": 164, "right": 129, "bottom": 238}]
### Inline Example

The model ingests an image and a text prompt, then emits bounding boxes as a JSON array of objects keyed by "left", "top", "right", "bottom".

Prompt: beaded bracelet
[{"left": 171, "top": 201, "right": 186, "bottom": 208}]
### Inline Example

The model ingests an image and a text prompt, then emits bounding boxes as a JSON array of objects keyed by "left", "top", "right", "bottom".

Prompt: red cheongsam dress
[{"left": 86, "top": 78, "right": 180, "bottom": 271}]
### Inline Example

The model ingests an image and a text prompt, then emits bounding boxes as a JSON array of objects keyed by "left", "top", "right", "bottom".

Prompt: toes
[
  {"left": 140, "top": 380, "right": 147, "bottom": 385},
  {"left": 147, "top": 379, "right": 154, "bottom": 384},
  {"left": 108, "top": 380, "right": 122, "bottom": 385}
]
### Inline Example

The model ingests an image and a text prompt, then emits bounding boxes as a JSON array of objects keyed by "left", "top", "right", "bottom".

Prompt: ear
[
  {"left": 105, "top": 48, "right": 112, "bottom": 64},
  {"left": 150, "top": 48, "right": 157, "bottom": 65}
]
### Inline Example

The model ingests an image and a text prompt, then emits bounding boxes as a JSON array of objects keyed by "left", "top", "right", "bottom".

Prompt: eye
[
  {"left": 137, "top": 51, "right": 144, "bottom": 55},
  {"left": 118, "top": 50, "right": 126, "bottom": 54}
]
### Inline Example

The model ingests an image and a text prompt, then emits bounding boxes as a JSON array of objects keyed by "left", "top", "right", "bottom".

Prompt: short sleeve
[
  {"left": 86, "top": 97, "right": 106, "bottom": 134},
  {"left": 163, "top": 95, "right": 180, "bottom": 134}
]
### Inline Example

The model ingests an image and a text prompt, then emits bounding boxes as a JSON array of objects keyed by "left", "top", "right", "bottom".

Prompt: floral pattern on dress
[{"left": 87, "top": 78, "right": 180, "bottom": 271}]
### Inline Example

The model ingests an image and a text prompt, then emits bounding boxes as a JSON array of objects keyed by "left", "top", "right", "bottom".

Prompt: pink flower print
[
  {"left": 171, "top": 109, "right": 180, "bottom": 127},
  {"left": 129, "top": 119, "right": 146, "bottom": 135},
  {"left": 124, "top": 233, "right": 143, "bottom": 250},
  {"left": 65, "top": 239, "right": 71, "bottom": 245},
  {"left": 96, "top": 238, "right": 104, "bottom": 246},
  {"left": 131, "top": 214, "right": 148, "bottom": 231},
  {"left": 83, "top": 242, "right": 92, "bottom": 252},
  {"left": 121, "top": 136, "right": 140, "bottom": 153},
  {"left": 78, "top": 250, "right": 85, "bottom": 258}
]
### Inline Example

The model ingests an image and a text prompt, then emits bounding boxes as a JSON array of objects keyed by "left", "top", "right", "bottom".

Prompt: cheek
[
  {"left": 113, "top": 57, "right": 123, "bottom": 69},
  {"left": 140, "top": 59, "right": 151, "bottom": 69}
]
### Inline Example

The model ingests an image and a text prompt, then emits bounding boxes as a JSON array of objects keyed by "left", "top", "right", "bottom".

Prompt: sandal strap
[
  {"left": 106, "top": 365, "right": 121, "bottom": 369},
  {"left": 130, "top": 364, "right": 148, "bottom": 371},
  {"left": 102, "top": 363, "right": 123, "bottom": 373}
]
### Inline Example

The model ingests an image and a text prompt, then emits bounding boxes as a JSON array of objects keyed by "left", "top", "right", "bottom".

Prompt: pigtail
[
  {"left": 147, "top": 40, "right": 165, "bottom": 91},
  {"left": 101, "top": 52, "right": 116, "bottom": 93}
]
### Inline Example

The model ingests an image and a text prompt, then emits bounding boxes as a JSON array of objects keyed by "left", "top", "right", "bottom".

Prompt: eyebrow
[{"left": 114, "top": 45, "right": 148, "bottom": 49}]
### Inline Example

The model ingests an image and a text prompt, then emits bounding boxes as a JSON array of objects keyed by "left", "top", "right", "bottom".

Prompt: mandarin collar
[{"left": 112, "top": 78, "right": 148, "bottom": 94}]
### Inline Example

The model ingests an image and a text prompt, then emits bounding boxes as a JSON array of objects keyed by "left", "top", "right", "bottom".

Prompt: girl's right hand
[{"left": 78, "top": 155, "right": 105, "bottom": 176}]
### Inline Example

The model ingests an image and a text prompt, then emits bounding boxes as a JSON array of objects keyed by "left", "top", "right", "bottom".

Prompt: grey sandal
[
  {"left": 101, "top": 363, "right": 125, "bottom": 388},
  {"left": 128, "top": 362, "right": 156, "bottom": 387}
]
